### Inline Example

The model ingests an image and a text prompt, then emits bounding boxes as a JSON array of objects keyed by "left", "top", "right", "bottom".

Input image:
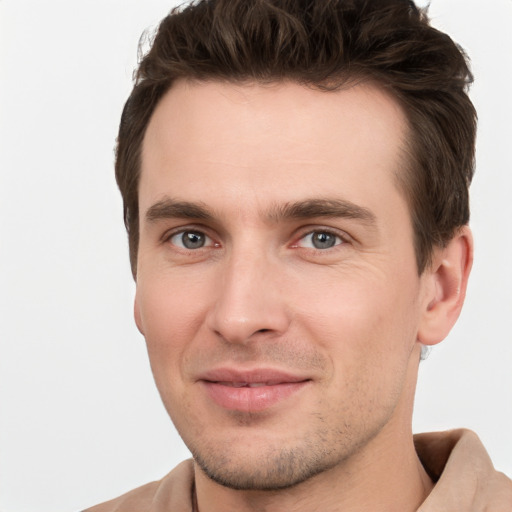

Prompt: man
[{"left": 85, "top": 0, "right": 512, "bottom": 510}]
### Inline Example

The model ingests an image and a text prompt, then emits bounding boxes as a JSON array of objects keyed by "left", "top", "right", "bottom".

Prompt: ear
[
  {"left": 134, "top": 294, "right": 145, "bottom": 335},
  {"left": 417, "top": 226, "right": 473, "bottom": 346}
]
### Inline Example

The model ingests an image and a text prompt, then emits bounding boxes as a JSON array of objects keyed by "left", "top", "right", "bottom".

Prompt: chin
[{"left": 190, "top": 438, "right": 347, "bottom": 491}]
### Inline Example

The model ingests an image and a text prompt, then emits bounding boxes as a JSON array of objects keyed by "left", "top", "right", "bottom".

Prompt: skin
[{"left": 134, "top": 80, "right": 472, "bottom": 512}]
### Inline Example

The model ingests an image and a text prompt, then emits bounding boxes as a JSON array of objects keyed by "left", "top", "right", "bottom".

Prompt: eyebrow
[
  {"left": 267, "top": 198, "right": 377, "bottom": 226},
  {"left": 145, "top": 199, "right": 215, "bottom": 223},
  {"left": 144, "top": 197, "right": 377, "bottom": 227}
]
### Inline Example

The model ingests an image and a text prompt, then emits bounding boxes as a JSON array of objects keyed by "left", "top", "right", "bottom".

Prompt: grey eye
[
  {"left": 299, "top": 231, "right": 342, "bottom": 250},
  {"left": 311, "top": 232, "right": 338, "bottom": 249},
  {"left": 171, "top": 230, "right": 208, "bottom": 249},
  {"left": 183, "top": 232, "right": 205, "bottom": 249}
]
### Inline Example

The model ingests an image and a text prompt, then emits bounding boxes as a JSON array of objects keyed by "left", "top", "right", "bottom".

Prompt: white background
[{"left": 1, "top": 1, "right": 511, "bottom": 510}]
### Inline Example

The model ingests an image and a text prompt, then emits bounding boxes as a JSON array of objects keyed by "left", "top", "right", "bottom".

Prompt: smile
[
  {"left": 215, "top": 381, "right": 288, "bottom": 388},
  {"left": 198, "top": 369, "right": 311, "bottom": 412}
]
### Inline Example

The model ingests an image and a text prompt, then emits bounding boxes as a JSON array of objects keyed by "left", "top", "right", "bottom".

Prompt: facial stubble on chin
[
  {"left": 181, "top": 348, "right": 343, "bottom": 490},
  {"left": 192, "top": 430, "right": 345, "bottom": 491},
  {"left": 171, "top": 339, "right": 396, "bottom": 491},
  {"left": 188, "top": 411, "right": 388, "bottom": 492}
]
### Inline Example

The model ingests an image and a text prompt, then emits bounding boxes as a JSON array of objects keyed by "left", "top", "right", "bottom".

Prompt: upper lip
[{"left": 198, "top": 367, "right": 310, "bottom": 385}]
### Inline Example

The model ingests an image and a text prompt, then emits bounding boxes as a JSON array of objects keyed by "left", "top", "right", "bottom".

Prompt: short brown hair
[{"left": 116, "top": 0, "right": 476, "bottom": 276}]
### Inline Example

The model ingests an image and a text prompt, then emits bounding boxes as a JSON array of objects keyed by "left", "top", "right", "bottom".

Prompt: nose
[{"left": 206, "top": 248, "right": 291, "bottom": 344}]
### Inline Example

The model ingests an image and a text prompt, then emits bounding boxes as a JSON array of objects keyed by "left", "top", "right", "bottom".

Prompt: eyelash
[
  {"left": 292, "top": 228, "right": 346, "bottom": 250},
  {"left": 163, "top": 226, "right": 349, "bottom": 252},
  {"left": 164, "top": 227, "right": 218, "bottom": 251}
]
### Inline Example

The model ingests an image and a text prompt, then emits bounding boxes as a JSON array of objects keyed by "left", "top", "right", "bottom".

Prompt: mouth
[
  {"left": 214, "top": 381, "right": 294, "bottom": 388},
  {"left": 198, "top": 369, "right": 311, "bottom": 412}
]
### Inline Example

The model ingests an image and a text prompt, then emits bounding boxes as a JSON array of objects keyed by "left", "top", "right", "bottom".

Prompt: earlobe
[
  {"left": 418, "top": 226, "right": 473, "bottom": 346},
  {"left": 134, "top": 295, "right": 145, "bottom": 335}
]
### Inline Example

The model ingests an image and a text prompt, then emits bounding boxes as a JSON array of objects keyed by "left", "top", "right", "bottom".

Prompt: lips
[
  {"left": 216, "top": 381, "right": 290, "bottom": 388},
  {"left": 198, "top": 368, "right": 310, "bottom": 412}
]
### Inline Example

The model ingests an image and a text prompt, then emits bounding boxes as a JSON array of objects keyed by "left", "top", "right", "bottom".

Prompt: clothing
[
  {"left": 82, "top": 460, "right": 194, "bottom": 512},
  {"left": 83, "top": 430, "right": 512, "bottom": 512}
]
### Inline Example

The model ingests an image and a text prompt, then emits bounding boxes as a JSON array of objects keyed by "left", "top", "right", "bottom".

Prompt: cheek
[
  {"left": 300, "top": 273, "right": 414, "bottom": 341},
  {"left": 297, "top": 268, "right": 420, "bottom": 387},
  {"left": 135, "top": 275, "right": 209, "bottom": 384}
]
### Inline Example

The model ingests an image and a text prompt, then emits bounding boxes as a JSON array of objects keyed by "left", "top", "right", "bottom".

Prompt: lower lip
[{"left": 201, "top": 381, "right": 309, "bottom": 412}]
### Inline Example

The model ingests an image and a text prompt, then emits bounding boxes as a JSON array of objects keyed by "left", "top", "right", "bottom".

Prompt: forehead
[{"left": 140, "top": 79, "right": 409, "bottom": 220}]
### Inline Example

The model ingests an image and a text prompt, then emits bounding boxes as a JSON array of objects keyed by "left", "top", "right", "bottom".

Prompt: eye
[
  {"left": 297, "top": 231, "right": 343, "bottom": 250},
  {"left": 169, "top": 230, "right": 214, "bottom": 250}
]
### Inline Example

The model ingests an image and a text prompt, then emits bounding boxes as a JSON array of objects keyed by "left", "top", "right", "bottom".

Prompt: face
[{"left": 135, "top": 80, "right": 431, "bottom": 490}]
